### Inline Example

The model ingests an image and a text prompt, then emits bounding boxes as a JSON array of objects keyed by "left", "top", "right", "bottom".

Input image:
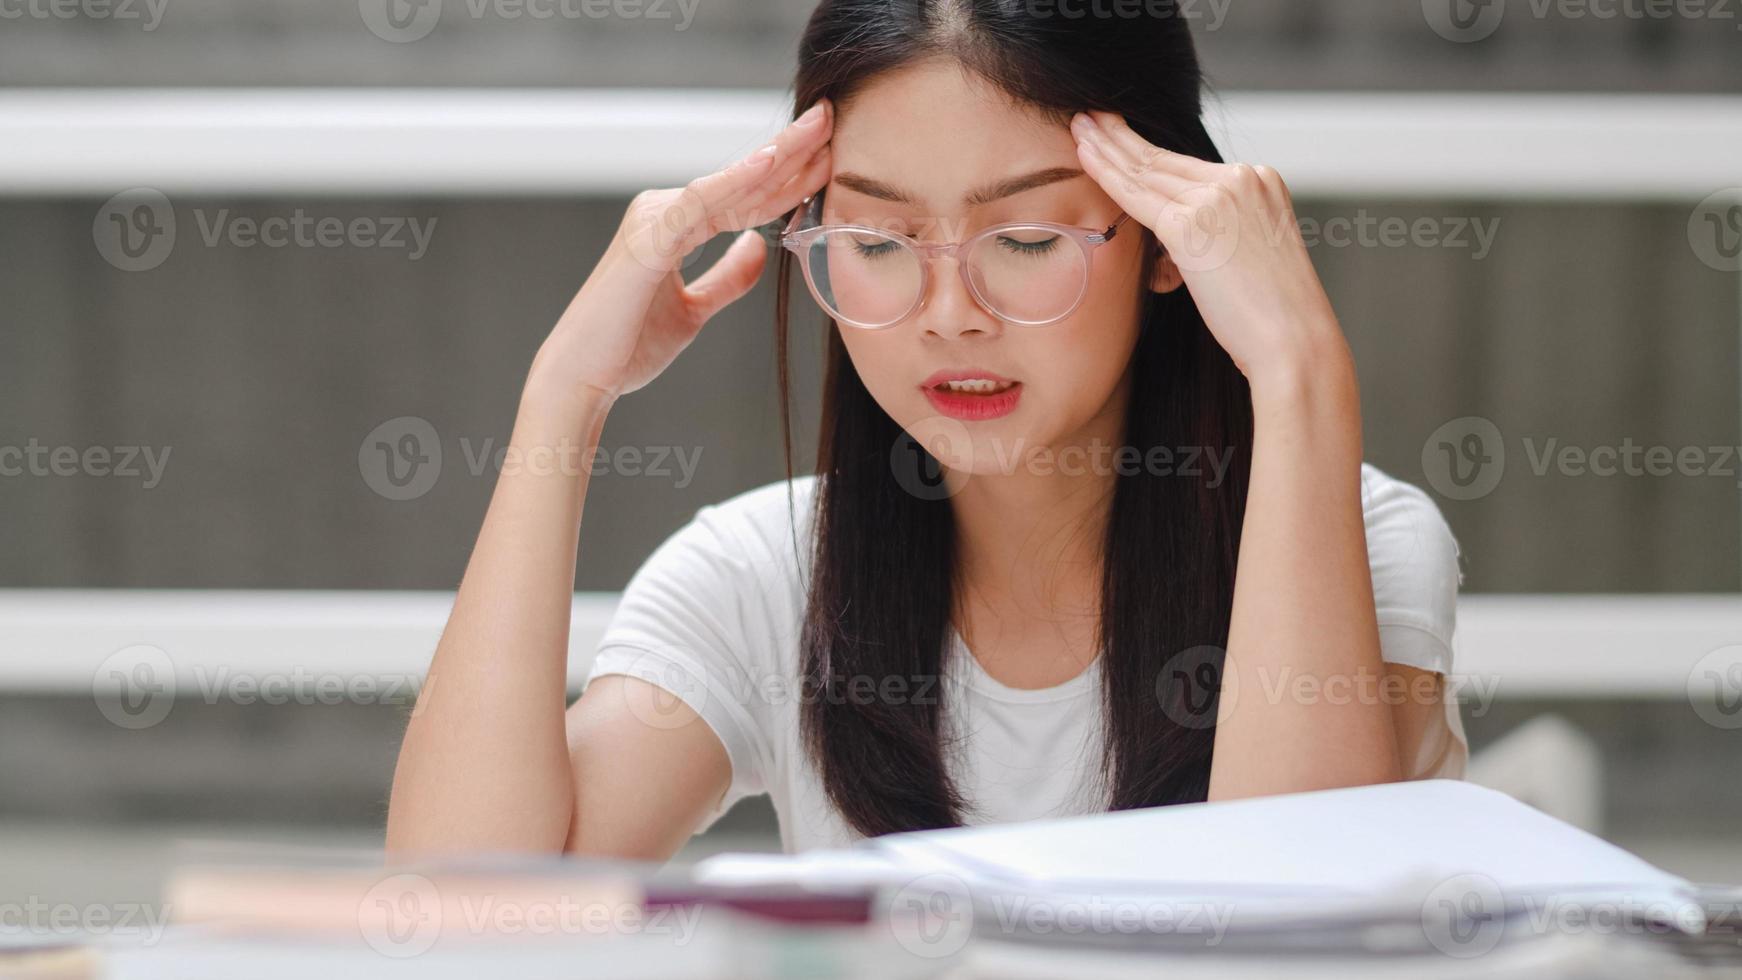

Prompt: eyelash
[
  {"left": 852, "top": 239, "right": 901, "bottom": 260},
  {"left": 848, "top": 235, "right": 1064, "bottom": 260},
  {"left": 996, "top": 235, "right": 1062, "bottom": 256}
]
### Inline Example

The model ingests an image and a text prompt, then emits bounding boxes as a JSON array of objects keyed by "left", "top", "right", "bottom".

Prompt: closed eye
[
  {"left": 849, "top": 237, "right": 903, "bottom": 260},
  {"left": 995, "top": 234, "right": 1063, "bottom": 256}
]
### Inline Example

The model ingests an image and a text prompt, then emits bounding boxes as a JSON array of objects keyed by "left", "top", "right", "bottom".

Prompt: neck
[{"left": 947, "top": 381, "right": 1129, "bottom": 626}]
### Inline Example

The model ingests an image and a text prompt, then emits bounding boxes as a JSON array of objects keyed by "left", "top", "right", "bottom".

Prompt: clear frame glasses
[{"left": 776, "top": 191, "right": 1131, "bottom": 329}]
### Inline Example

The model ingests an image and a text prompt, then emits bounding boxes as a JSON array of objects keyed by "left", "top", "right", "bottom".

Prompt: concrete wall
[{"left": 2, "top": 198, "right": 1735, "bottom": 593}]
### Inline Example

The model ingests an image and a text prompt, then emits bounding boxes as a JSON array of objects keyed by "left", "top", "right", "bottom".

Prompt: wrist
[
  {"left": 1246, "top": 338, "right": 1361, "bottom": 435},
  {"left": 1245, "top": 331, "right": 1356, "bottom": 408},
  {"left": 520, "top": 360, "right": 617, "bottom": 441}
]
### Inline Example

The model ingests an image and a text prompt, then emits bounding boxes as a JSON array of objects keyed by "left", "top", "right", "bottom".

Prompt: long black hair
[{"left": 775, "top": 0, "right": 1254, "bottom": 838}]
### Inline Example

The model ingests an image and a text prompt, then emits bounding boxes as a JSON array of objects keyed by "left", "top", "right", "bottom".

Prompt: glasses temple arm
[{"left": 1092, "top": 212, "right": 1133, "bottom": 244}]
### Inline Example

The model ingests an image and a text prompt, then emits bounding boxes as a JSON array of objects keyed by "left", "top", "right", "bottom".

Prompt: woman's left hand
[{"left": 1070, "top": 110, "right": 1349, "bottom": 390}]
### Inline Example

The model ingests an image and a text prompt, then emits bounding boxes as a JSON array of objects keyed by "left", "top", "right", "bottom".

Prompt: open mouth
[
  {"left": 931, "top": 379, "right": 1018, "bottom": 395},
  {"left": 921, "top": 372, "right": 1023, "bottom": 422}
]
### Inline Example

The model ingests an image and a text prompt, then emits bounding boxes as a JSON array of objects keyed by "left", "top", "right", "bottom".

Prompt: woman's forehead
[
  {"left": 834, "top": 65, "right": 1059, "bottom": 139},
  {"left": 830, "top": 119, "right": 1080, "bottom": 215}
]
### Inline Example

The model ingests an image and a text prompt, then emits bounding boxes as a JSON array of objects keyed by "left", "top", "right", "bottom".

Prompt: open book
[{"left": 694, "top": 780, "right": 1713, "bottom": 943}]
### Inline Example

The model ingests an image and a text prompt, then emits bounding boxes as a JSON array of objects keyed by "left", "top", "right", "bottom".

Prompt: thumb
[{"left": 686, "top": 229, "right": 768, "bottom": 323}]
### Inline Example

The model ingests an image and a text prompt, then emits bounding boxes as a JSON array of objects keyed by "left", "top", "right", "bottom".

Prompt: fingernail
[
  {"left": 795, "top": 103, "right": 825, "bottom": 128},
  {"left": 1071, "top": 113, "right": 1096, "bottom": 136}
]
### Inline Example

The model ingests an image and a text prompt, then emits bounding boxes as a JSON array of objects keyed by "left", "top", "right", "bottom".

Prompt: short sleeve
[
  {"left": 1361, "top": 464, "right": 1470, "bottom": 779},
  {"left": 1363, "top": 465, "right": 1464, "bottom": 675},
  {"left": 584, "top": 504, "right": 778, "bottom": 834}
]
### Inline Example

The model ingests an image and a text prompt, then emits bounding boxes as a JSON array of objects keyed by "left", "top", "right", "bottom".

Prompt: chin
[{"left": 902, "top": 410, "right": 1058, "bottom": 480}]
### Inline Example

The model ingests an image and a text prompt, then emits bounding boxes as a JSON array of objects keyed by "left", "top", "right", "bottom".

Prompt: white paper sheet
[{"left": 694, "top": 780, "right": 1708, "bottom": 933}]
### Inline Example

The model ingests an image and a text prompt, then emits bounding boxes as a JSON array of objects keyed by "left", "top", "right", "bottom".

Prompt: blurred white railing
[
  {"left": 0, "top": 590, "right": 1738, "bottom": 700},
  {"left": 0, "top": 89, "right": 1739, "bottom": 200},
  {"left": 3, "top": 90, "right": 1739, "bottom": 707}
]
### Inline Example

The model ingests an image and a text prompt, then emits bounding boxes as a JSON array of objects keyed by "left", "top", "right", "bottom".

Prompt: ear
[{"left": 1149, "top": 247, "right": 1186, "bottom": 295}]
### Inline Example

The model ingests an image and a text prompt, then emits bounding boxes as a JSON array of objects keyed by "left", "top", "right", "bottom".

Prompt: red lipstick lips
[{"left": 921, "top": 369, "right": 1023, "bottom": 422}]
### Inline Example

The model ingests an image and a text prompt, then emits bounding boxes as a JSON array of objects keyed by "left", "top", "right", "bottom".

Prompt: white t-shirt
[{"left": 585, "top": 463, "right": 1468, "bottom": 853}]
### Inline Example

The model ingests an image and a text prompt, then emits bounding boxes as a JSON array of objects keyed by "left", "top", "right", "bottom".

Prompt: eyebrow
[{"left": 831, "top": 166, "right": 1086, "bottom": 209}]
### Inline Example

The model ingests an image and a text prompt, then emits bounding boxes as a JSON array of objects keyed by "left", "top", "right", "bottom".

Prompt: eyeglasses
[{"left": 774, "top": 190, "right": 1131, "bottom": 330}]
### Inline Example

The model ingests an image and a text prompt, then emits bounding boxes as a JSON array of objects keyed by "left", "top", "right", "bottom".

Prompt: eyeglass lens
[{"left": 802, "top": 226, "right": 1090, "bottom": 328}]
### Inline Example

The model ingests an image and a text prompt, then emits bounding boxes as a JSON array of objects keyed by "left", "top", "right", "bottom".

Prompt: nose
[{"left": 914, "top": 254, "right": 1002, "bottom": 341}]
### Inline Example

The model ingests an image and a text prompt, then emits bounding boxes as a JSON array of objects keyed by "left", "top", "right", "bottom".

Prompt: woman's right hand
[
  {"left": 527, "top": 100, "right": 834, "bottom": 412},
  {"left": 388, "top": 104, "right": 833, "bottom": 860}
]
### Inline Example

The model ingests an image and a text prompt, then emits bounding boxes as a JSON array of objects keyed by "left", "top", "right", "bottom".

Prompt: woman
[{"left": 386, "top": 0, "right": 1466, "bottom": 858}]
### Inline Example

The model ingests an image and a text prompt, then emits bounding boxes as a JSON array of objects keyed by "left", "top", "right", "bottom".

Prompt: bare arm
[
  {"left": 1210, "top": 355, "right": 1403, "bottom": 798},
  {"left": 1070, "top": 110, "right": 1404, "bottom": 799},
  {"left": 383, "top": 389, "right": 607, "bottom": 854},
  {"left": 561, "top": 676, "right": 731, "bottom": 859},
  {"left": 386, "top": 102, "right": 834, "bottom": 856}
]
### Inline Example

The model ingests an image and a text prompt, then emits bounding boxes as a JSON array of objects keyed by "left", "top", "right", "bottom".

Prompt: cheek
[
  {"left": 1033, "top": 255, "right": 1145, "bottom": 411},
  {"left": 836, "top": 328, "right": 911, "bottom": 409},
  {"left": 1016, "top": 330, "right": 1132, "bottom": 445}
]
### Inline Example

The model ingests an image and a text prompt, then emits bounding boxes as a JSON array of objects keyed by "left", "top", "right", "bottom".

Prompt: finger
[
  {"left": 1084, "top": 111, "right": 1221, "bottom": 183},
  {"left": 1082, "top": 136, "right": 1246, "bottom": 274},
  {"left": 738, "top": 142, "right": 831, "bottom": 228},
  {"left": 1250, "top": 163, "right": 1293, "bottom": 209},
  {"left": 686, "top": 228, "right": 769, "bottom": 322},
  {"left": 624, "top": 102, "right": 831, "bottom": 273},
  {"left": 753, "top": 107, "right": 834, "bottom": 194},
  {"left": 715, "top": 138, "right": 829, "bottom": 230},
  {"left": 721, "top": 139, "right": 830, "bottom": 229},
  {"left": 692, "top": 99, "right": 834, "bottom": 221},
  {"left": 1075, "top": 137, "right": 1176, "bottom": 222},
  {"left": 1072, "top": 115, "right": 1198, "bottom": 201}
]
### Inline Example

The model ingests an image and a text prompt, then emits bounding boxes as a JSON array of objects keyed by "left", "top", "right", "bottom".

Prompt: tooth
[{"left": 941, "top": 379, "right": 1010, "bottom": 394}]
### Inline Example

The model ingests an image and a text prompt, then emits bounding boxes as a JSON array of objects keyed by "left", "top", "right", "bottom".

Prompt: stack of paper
[{"left": 694, "top": 780, "right": 1712, "bottom": 950}]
